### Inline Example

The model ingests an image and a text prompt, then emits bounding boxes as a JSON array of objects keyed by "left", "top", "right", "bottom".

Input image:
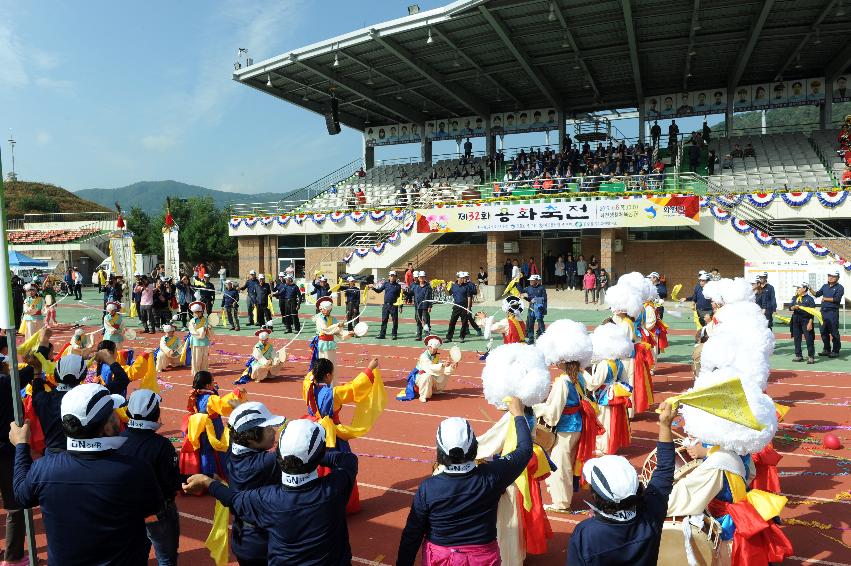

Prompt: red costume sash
[
  {"left": 505, "top": 316, "right": 526, "bottom": 344},
  {"left": 632, "top": 343, "right": 654, "bottom": 413},
  {"left": 751, "top": 444, "right": 782, "bottom": 493},
  {"left": 605, "top": 396, "right": 632, "bottom": 454},
  {"left": 563, "top": 399, "right": 605, "bottom": 464},
  {"left": 518, "top": 453, "right": 552, "bottom": 555},
  {"left": 708, "top": 499, "right": 793, "bottom": 565}
]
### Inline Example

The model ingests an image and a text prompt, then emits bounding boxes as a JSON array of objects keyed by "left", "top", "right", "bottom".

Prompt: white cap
[
  {"left": 698, "top": 270, "right": 707, "bottom": 276},
  {"left": 60, "top": 383, "right": 124, "bottom": 427},
  {"left": 74, "top": 328, "right": 85, "bottom": 337},
  {"left": 258, "top": 273, "right": 265, "bottom": 279},
  {"left": 699, "top": 273, "right": 710, "bottom": 281},
  {"left": 346, "top": 276, "right": 355, "bottom": 282},
  {"left": 796, "top": 281, "right": 809, "bottom": 289},
  {"left": 229, "top": 401, "right": 286, "bottom": 433},
  {"left": 418, "top": 271, "right": 426, "bottom": 277},
  {"left": 436, "top": 417, "right": 475, "bottom": 454},
  {"left": 23, "top": 284, "right": 33, "bottom": 291},
  {"left": 258, "top": 331, "right": 270, "bottom": 340},
  {"left": 582, "top": 455, "right": 639, "bottom": 503},
  {"left": 827, "top": 268, "right": 841, "bottom": 277},
  {"left": 279, "top": 272, "right": 286, "bottom": 277},
  {"left": 127, "top": 389, "right": 161, "bottom": 420},
  {"left": 456, "top": 271, "right": 464, "bottom": 278},
  {"left": 277, "top": 419, "right": 326, "bottom": 461},
  {"left": 648, "top": 272, "right": 660, "bottom": 279},
  {"left": 750, "top": 274, "right": 761, "bottom": 284},
  {"left": 529, "top": 274, "right": 542, "bottom": 281},
  {"left": 249, "top": 270, "right": 257, "bottom": 275},
  {"left": 760, "top": 271, "right": 768, "bottom": 278},
  {"left": 189, "top": 302, "right": 204, "bottom": 312},
  {"left": 56, "top": 354, "right": 87, "bottom": 382},
  {"left": 162, "top": 323, "right": 174, "bottom": 332},
  {"left": 388, "top": 271, "right": 397, "bottom": 276},
  {"left": 319, "top": 276, "right": 327, "bottom": 281},
  {"left": 105, "top": 302, "right": 118, "bottom": 312}
]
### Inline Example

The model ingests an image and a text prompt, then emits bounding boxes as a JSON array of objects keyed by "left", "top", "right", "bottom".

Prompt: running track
[{"left": 3, "top": 325, "right": 849, "bottom": 565}]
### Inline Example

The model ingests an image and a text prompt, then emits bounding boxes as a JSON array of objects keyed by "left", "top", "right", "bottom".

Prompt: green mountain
[
  {"left": 75, "top": 180, "right": 286, "bottom": 214},
  {"left": 4, "top": 180, "right": 110, "bottom": 218}
]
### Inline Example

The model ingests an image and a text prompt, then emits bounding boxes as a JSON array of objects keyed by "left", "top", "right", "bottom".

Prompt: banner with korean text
[{"left": 416, "top": 195, "right": 700, "bottom": 233}]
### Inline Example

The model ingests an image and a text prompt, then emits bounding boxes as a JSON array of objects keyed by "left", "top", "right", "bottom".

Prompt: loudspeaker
[{"left": 325, "top": 98, "right": 341, "bottom": 135}]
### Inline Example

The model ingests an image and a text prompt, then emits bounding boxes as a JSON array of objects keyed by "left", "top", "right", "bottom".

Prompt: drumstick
[{"left": 371, "top": 554, "right": 385, "bottom": 565}]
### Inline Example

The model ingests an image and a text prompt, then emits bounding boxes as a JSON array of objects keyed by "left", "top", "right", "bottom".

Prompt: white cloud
[
  {"left": 0, "top": 23, "right": 29, "bottom": 88},
  {"left": 141, "top": 134, "right": 178, "bottom": 151},
  {"left": 35, "top": 131, "right": 51, "bottom": 145}
]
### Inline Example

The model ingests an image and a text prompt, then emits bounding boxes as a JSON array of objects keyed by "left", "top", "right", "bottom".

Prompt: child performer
[
  {"left": 155, "top": 323, "right": 182, "bottom": 372},
  {"left": 533, "top": 319, "right": 602, "bottom": 513},
  {"left": 248, "top": 326, "right": 285, "bottom": 382},
  {"left": 188, "top": 301, "right": 213, "bottom": 374},
  {"left": 22, "top": 284, "right": 45, "bottom": 340},
  {"left": 586, "top": 322, "right": 635, "bottom": 455},
  {"left": 302, "top": 357, "right": 385, "bottom": 514},
  {"left": 483, "top": 296, "right": 527, "bottom": 344},
  {"left": 397, "top": 335, "right": 456, "bottom": 403},
  {"left": 179, "top": 370, "right": 246, "bottom": 479},
  {"left": 103, "top": 301, "right": 126, "bottom": 345},
  {"left": 309, "top": 296, "right": 351, "bottom": 372}
]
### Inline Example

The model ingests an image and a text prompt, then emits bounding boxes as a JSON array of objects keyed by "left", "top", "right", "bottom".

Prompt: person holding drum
[
  {"left": 481, "top": 296, "right": 527, "bottom": 344},
  {"left": 155, "top": 323, "right": 183, "bottom": 372},
  {"left": 532, "top": 319, "right": 600, "bottom": 514},
  {"left": 310, "top": 296, "right": 351, "bottom": 372},
  {"left": 248, "top": 326, "right": 285, "bottom": 382},
  {"left": 567, "top": 402, "right": 675, "bottom": 566},
  {"left": 188, "top": 300, "right": 213, "bottom": 374},
  {"left": 397, "top": 335, "right": 458, "bottom": 403},
  {"left": 22, "top": 284, "right": 46, "bottom": 341},
  {"left": 103, "top": 301, "right": 126, "bottom": 345},
  {"left": 66, "top": 328, "right": 95, "bottom": 358}
]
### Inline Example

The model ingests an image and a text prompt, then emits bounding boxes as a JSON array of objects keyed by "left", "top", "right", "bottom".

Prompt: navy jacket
[
  {"left": 311, "top": 284, "right": 331, "bottom": 299},
  {"left": 450, "top": 283, "right": 468, "bottom": 305},
  {"left": 523, "top": 284, "right": 548, "bottom": 313},
  {"left": 791, "top": 294, "right": 816, "bottom": 323},
  {"left": 567, "top": 441, "right": 675, "bottom": 566},
  {"left": 241, "top": 278, "right": 259, "bottom": 301},
  {"left": 14, "top": 444, "right": 162, "bottom": 566},
  {"left": 342, "top": 286, "right": 361, "bottom": 307},
  {"left": 118, "top": 427, "right": 179, "bottom": 506},
  {"left": 396, "top": 416, "right": 532, "bottom": 566},
  {"left": 255, "top": 282, "right": 273, "bottom": 304},
  {"left": 226, "top": 447, "right": 281, "bottom": 561},
  {"left": 814, "top": 283, "right": 844, "bottom": 312},
  {"left": 655, "top": 283, "right": 668, "bottom": 300},
  {"left": 277, "top": 282, "right": 302, "bottom": 301},
  {"left": 0, "top": 367, "right": 34, "bottom": 456},
  {"left": 208, "top": 451, "right": 357, "bottom": 566},
  {"left": 221, "top": 288, "right": 240, "bottom": 308},
  {"left": 373, "top": 280, "right": 403, "bottom": 305},
  {"left": 412, "top": 283, "right": 433, "bottom": 310},
  {"left": 465, "top": 281, "right": 478, "bottom": 305},
  {"left": 687, "top": 284, "right": 713, "bottom": 312}
]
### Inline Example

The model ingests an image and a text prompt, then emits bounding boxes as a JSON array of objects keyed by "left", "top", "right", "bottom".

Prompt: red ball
[{"left": 823, "top": 434, "right": 842, "bottom": 450}]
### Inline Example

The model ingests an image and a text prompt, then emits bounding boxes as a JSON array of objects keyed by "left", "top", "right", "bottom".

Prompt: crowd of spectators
[{"left": 838, "top": 116, "right": 851, "bottom": 187}]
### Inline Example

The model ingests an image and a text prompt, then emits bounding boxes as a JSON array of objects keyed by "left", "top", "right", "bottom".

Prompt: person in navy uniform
[
  {"left": 812, "top": 268, "right": 844, "bottom": 358},
  {"left": 681, "top": 272, "right": 713, "bottom": 326},
  {"left": 757, "top": 272, "right": 777, "bottom": 328},
  {"left": 371, "top": 271, "right": 402, "bottom": 340},
  {"left": 445, "top": 273, "right": 471, "bottom": 343},
  {"left": 648, "top": 272, "right": 667, "bottom": 319},
  {"left": 464, "top": 273, "right": 483, "bottom": 337},
  {"left": 239, "top": 270, "right": 260, "bottom": 326},
  {"left": 412, "top": 271, "right": 434, "bottom": 340},
  {"left": 791, "top": 282, "right": 817, "bottom": 364},
  {"left": 522, "top": 274, "right": 548, "bottom": 344},
  {"left": 342, "top": 277, "right": 361, "bottom": 332},
  {"left": 275, "top": 274, "right": 302, "bottom": 333}
]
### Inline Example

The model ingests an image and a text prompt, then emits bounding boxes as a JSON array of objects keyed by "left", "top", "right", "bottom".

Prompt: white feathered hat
[
  {"left": 618, "top": 271, "right": 658, "bottom": 302},
  {"left": 482, "top": 343, "right": 551, "bottom": 408},
  {"left": 605, "top": 283, "right": 643, "bottom": 318},
  {"left": 535, "top": 319, "right": 593, "bottom": 367},
  {"left": 591, "top": 322, "right": 635, "bottom": 363},
  {"left": 702, "top": 278, "right": 755, "bottom": 306}
]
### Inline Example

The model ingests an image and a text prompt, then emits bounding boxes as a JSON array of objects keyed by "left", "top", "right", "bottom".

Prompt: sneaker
[
  {"left": 807, "top": 357, "right": 815, "bottom": 364},
  {"left": 419, "top": 397, "right": 428, "bottom": 403},
  {"left": 416, "top": 335, "right": 422, "bottom": 341},
  {"left": 392, "top": 336, "right": 398, "bottom": 340},
  {"left": 376, "top": 335, "right": 386, "bottom": 339},
  {"left": 818, "top": 351, "right": 831, "bottom": 357},
  {"left": 229, "top": 327, "right": 235, "bottom": 331},
  {"left": 829, "top": 352, "right": 839, "bottom": 358},
  {"left": 460, "top": 338, "right": 465, "bottom": 343},
  {"left": 792, "top": 356, "right": 804, "bottom": 362},
  {"left": 477, "top": 329, "right": 483, "bottom": 337}
]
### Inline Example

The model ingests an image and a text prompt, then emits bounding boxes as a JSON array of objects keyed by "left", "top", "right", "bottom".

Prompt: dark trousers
[
  {"left": 139, "top": 304, "right": 155, "bottom": 331},
  {"left": 821, "top": 310, "right": 841, "bottom": 353},
  {"left": 526, "top": 310, "right": 546, "bottom": 343},
  {"left": 147, "top": 500, "right": 179, "bottom": 566},
  {"left": 256, "top": 302, "right": 270, "bottom": 326},
  {"left": 156, "top": 308, "right": 172, "bottom": 329},
  {"left": 379, "top": 304, "right": 399, "bottom": 337},
  {"left": 467, "top": 307, "right": 481, "bottom": 333},
  {"left": 0, "top": 448, "right": 25, "bottom": 562},
  {"left": 657, "top": 305, "right": 665, "bottom": 320},
  {"left": 416, "top": 308, "right": 431, "bottom": 338},
  {"left": 74, "top": 283, "right": 82, "bottom": 299},
  {"left": 247, "top": 299, "right": 258, "bottom": 325},
  {"left": 791, "top": 318, "right": 815, "bottom": 358},
  {"left": 697, "top": 309, "right": 713, "bottom": 327},
  {"left": 446, "top": 304, "right": 469, "bottom": 340},
  {"left": 346, "top": 303, "right": 360, "bottom": 332},
  {"left": 765, "top": 311, "right": 774, "bottom": 329},
  {"left": 179, "top": 303, "right": 189, "bottom": 329},
  {"left": 226, "top": 304, "right": 240, "bottom": 330},
  {"left": 282, "top": 299, "right": 301, "bottom": 332}
]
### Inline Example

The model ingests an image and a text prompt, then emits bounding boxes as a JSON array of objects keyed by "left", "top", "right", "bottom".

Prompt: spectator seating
[
  {"left": 7, "top": 227, "right": 103, "bottom": 244},
  {"left": 811, "top": 129, "right": 845, "bottom": 185},
  {"left": 707, "top": 132, "right": 833, "bottom": 191}
]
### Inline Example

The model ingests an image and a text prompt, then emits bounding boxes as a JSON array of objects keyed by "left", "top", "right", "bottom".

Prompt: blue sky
[{"left": 0, "top": 0, "right": 711, "bottom": 196}]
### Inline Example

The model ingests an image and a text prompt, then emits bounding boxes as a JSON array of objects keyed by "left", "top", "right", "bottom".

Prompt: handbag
[{"left": 534, "top": 418, "right": 556, "bottom": 453}]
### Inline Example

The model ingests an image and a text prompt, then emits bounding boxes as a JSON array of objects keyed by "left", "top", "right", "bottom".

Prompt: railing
[
  {"left": 6, "top": 218, "right": 24, "bottom": 230},
  {"left": 22, "top": 211, "right": 119, "bottom": 224}
]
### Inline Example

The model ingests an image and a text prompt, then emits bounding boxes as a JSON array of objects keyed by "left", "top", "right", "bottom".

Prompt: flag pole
[{"left": 0, "top": 148, "right": 39, "bottom": 564}]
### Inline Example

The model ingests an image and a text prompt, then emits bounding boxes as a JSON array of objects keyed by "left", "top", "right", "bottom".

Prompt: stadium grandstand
[{"left": 227, "top": 0, "right": 851, "bottom": 299}]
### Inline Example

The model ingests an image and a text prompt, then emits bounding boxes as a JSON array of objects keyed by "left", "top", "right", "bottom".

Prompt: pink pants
[{"left": 423, "top": 540, "right": 501, "bottom": 566}]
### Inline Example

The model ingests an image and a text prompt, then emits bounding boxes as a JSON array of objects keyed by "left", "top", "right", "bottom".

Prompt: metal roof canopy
[{"left": 233, "top": 0, "right": 851, "bottom": 132}]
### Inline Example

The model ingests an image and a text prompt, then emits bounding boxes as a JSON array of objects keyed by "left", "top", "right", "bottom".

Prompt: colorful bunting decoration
[
  {"left": 806, "top": 242, "right": 830, "bottom": 256},
  {"left": 229, "top": 218, "right": 242, "bottom": 229},
  {"left": 781, "top": 191, "right": 813, "bottom": 207},
  {"left": 276, "top": 215, "right": 290, "bottom": 226},
  {"left": 716, "top": 194, "right": 744, "bottom": 207},
  {"left": 311, "top": 213, "right": 326, "bottom": 224},
  {"left": 752, "top": 229, "right": 775, "bottom": 246},
  {"left": 747, "top": 192, "right": 776, "bottom": 208},
  {"left": 777, "top": 239, "right": 804, "bottom": 252},
  {"left": 816, "top": 191, "right": 848, "bottom": 208},
  {"left": 710, "top": 205, "right": 732, "bottom": 221},
  {"left": 329, "top": 211, "right": 347, "bottom": 223},
  {"left": 349, "top": 210, "right": 366, "bottom": 223},
  {"left": 731, "top": 218, "right": 753, "bottom": 234},
  {"left": 369, "top": 210, "right": 387, "bottom": 222}
]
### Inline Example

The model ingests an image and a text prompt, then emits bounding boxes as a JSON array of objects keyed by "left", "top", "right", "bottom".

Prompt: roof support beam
[
  {"left": 727, "top": 0, "right": 775, "bottom": 91},
  {"left": 431, "top": 28, "right": 525, "bottom": 107},
  {"left": 549, "top": 3, "right": 600, "bottom": 101},
  {"left": 371, "top": 33, "right": 490, "bottom": 117},
  {"left": 682, "top": 0, "right": 701, "bottom": 91},
  {"left": 478, "top": 5, "right": 561, "bottom": 107},
  {"left": 826, "top": 41, "right": 851, "bottom": 79},
  {"left": 296, "top": 58, "right": 426, "bottom": 124},
  {"left": 620, "top": 0, "right": 643, "bottom": 101},
  {"left": 251, "top": 81, "right": 364, "bottom": 131},
  {"left": 773, "top": 0, "right": 839, "bottom": 80}
]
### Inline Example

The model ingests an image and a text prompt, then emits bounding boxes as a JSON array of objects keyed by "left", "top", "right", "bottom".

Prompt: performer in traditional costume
[
  {"left": 102, "top": 301, "right": 125, "bottom": 345},
  {"left": 155, "top": 323, "right": 182, "bottom": 372},
  {"left": 179, "top": 370, "right": 246, "bottom": 479},
  {"left": 65, "top": 328, "right": 94, "bottom": 358},
  {"left": 477, "top": 344, "right": 554, "bottom": 564},
  {"left": 532, "top": 319, "right": 601, "bottom": 514},
  {"left": 22, "top": 284, "right": 45, "bottom": 341},
  {"left": 302, "top": 357, "right": 386, "bottom": 514},
  {"left": 484, "top": 296, "right": 527, "bottom": 344},
  {"left": 641, "top": 276, "right": 669, "bottom": 358},
  {"left": 605, "top": 281, "right": 653, "bottom": 418},
  {"left": 397, "top": 335, "right": 456, "bottom": 403},
  {"left": 586, "top": 322, "right": 635, "bottom": 455},
  {"left": 309, "top": 296, "right": 351, "bottom": 372},
  {"left": 187, "top": 300, "right": 212, "bottom": 374},
  {"left": 247, "top": 326, "right": 285, "bottom": 382}
]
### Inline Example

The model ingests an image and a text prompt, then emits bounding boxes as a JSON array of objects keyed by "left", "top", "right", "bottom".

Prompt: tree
[
  {"left": 18, "top": 193, "right": 59, "bottom": 213},
  {"left": 124, "top": 207, "right": 154, "bottom": 254}
]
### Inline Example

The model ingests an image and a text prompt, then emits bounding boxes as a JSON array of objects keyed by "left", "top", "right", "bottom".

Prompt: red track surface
[{"left": 3, "top": 326, "right": 850, "bottom": 565}]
